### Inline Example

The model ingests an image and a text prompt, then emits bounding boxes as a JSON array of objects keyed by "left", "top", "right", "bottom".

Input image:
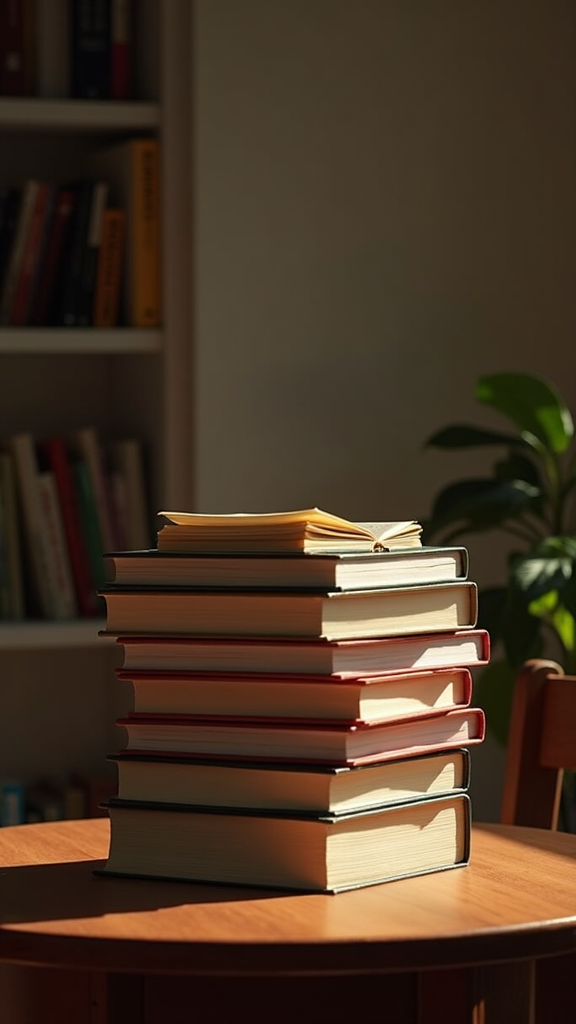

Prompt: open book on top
[{"left": 157, "top": 508, "right": 423, "bottom": 554}]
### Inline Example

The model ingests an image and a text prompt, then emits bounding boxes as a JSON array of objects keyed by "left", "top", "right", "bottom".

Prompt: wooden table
[{"left": 1, "top": 818, "right": 576, "bottom": 1024}]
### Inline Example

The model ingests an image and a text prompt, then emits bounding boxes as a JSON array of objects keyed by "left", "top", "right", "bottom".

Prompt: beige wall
[{"left": 193, "top": 0, "right": 576, "bottom": 819}]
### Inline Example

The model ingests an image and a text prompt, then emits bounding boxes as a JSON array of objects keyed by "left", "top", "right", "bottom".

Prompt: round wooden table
[{"left": 1, "top": 818, "right": 576, "bottom": 1023}]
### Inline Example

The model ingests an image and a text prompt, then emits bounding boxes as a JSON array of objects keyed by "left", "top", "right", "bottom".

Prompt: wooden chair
[{"left": 501, "top": 657, "right": 576, "bottom": 1022}]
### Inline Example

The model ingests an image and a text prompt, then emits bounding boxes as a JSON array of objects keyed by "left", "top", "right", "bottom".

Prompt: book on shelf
[
  {"left": 54, "top": 180, "right": 99, "bottom": 327},
  {"left": 29, "top": 186, "right": 76, "bottom": 326},
  {"left": 99, "top": 791, "right": 472, "bottom": 893},
  {"left": 110, "top": 746, "right": 471, "bottom": 815},
  {"left": 92, "top": 206, "right": 125, "bottom": 327},
  {"left": 9, "top": 181, "right": 54, "bottom": 326},
  {"left": 76, "top": 180, "right": 109, "bottom": 326},
  {"left": 42, "top": 436, "right": 100, "bottom": 617},
  {"left": 102, "top": 544, "right": 469, "bottom": 591},
  {"left": 99, "top": 580, "right": 478, "bottom": 640},
  {"left": 110, "top": 0, "right": 131, "bottom": 99},
  {"left": 68, "top": 425, "right": 118, "bottom": 553},
  {"left": 114, "top": 629, "right": 491, "bottom": 676},
  {"left": 70, "top": 0, "right": 111, "bottom": 99},
  {"left": 0, "top": 448, "right": 25, "bottom": 619},
  {"left": 36, "top": 467, "right": 78, "bottom": 619},
  {"left": 0, "top": 188, "right": 22, "bottom": 291},
  {"left": 116, "top": 706, "right": 486, "bottom": 766},
  {"left": 107, "top": 438, "right": 150, "bottom": 549},
  {"left": 7, "top": 431, "right": 71, "bottom": 619},
  {"left": 92, "top": 136, "right": 161, "bottom": 327},
  {"left": 157, "top": 508, "right": 423, "bottom": 554},
  {"left": 118, "top": 666, "right": 473, "bottom": 723},
  {"left": 0, "top": 0, "right": 35, "bottom": 96},
  {"left": 0, "top": 179, "right": 40, "bottom": 325},
  {"left": 35, "top": 0, "right": 70, "bottom": 98},
  {"left": 72, "top": 456, "right": 106, "bottom": 593}
]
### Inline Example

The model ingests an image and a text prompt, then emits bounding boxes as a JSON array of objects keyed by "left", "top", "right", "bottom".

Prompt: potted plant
[{"left": 422, "top": 371, "right": 576, "bottom": 747}]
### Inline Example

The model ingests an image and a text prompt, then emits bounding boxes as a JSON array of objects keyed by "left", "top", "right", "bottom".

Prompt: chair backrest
[{"left": 501, "top": 658, "right": 576, "bottom": 829}]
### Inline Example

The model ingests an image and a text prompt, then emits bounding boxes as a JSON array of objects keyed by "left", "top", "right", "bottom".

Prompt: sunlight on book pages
[{"left": 156, "top": 508, "right": 423, "bottom": 554}]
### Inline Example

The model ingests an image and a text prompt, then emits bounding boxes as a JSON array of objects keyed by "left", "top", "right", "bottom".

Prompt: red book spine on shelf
[
  {"left": 31, "top": 187, "right": 76, "bottom": 326},
  {"left": 110, "top": 0, "right": 131, "bottom": 100},
  {"left": 10, "top": 182, "right": 53, "bottom": 327},
  {"left": 42, "top": 437, "right": 99, "bottom": 617}
]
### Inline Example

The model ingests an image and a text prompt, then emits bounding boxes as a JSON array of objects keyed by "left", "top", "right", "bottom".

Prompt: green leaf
[
  {"left": 510, "top": 549, "right": 575, "bottom": 601},
  {"left": 494, "top": 454, "right": 542, "bottom": 489},
  {"left": 475, "top": 660, "right": 516, "bottom": 746},
  {"left": 476, "top": 373, "right": 574, "bottom": 454},
  {"left": 425, "top": 425, "right": 522, "bottom": 449},
  {"left": 477, "top": 586, "right": 509, "bottom": 645},
  {"left": 425, "top": 478, "right": 540, "bottom": 540}
]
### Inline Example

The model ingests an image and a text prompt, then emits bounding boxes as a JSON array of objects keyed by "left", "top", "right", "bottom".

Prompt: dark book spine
[
  {"left": 76, "top": 181, "right": 109, "bottom": 326},
  {"left": 31, "top": 187, "right": 76, "bottom": 326},
  {"left": 70, "top": 0, "right": 111, "bottom": 100},
  {"left": 52, "top": 181, "right": 94, "bottom": 327},
  {"left": 0, "top": 188, "right": 21, "bottom": 292},
  {"left": 0, "top": 0, "right": 32, "bottom": 96},
  {"left": 110, "top": 0, "right": 131, "bottom": 99}
]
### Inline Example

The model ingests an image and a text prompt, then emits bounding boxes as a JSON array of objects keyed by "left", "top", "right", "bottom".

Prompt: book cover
[
  {"left": 99, "top": 580, "right": 479, "bottom": 640},
  {"left": 116, "top": 705, "right": 486, "bottom": 766},
  {"left": 70, "top": 0, "right": 111, "bottom": 99},
  {"left": 92, "top": 137, "right": 161, "bottom": 326},
  {"left": 103, "top": 545, "right": 469, "bottom": 591},
  {"left": 109, "top": 747, "right": 471, "bottom": 816},
  {"left": 118, "top": 665, "right": 473, "bottom": 723},
  {"left": 99, "top": 792, "right": 472, "bottom": 892},
  {"left": 92, "top": 207, "right": 125, "bottom": 327},
  {"left": 114, "top": 629, "right": 491, "bottom": 676}
]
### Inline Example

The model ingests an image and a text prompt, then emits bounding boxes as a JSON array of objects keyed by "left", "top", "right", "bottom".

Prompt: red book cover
[
  {"left": 116, "top": 666, "right": 473, "bottom": 723},
  {"left": 41, "top": 437, "right": 99, "bottom": 617},
  {"left": 31, "top": 187, "right": 76, "bottom": 325},
  {"left": 115, "top": 705, "right": 487, "bottom": 767},
  {"left": 112, "top": 629, "right": 491, "bottom": 677},
  {"left": 10, "top": 182, "right": 53, "bottom": 326}
]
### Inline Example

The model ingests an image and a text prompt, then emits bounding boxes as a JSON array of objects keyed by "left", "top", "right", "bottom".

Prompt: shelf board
[
  {"left": 0, "top": 98, "right": 160, "bottom": 131},
  {"left": 0, "top": 620, "right": 112, "bottom": 650},
  {"left": 0, "top": 328, "right": 162, "bottom": 354}
]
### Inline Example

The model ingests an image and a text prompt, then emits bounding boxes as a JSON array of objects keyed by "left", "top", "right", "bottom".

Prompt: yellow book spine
[{"left": 93, "top": 207, "right": 126, "bottom": 328}]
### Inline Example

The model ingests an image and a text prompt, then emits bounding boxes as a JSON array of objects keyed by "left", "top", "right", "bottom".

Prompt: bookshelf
[{"left": 0, "top": 1, "right": 193, "bottom": 813}]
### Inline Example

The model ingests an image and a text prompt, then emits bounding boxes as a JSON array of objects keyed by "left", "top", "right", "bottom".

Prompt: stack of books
[{"left": 97, "top": 508, "right": 489, "bottom": 893}]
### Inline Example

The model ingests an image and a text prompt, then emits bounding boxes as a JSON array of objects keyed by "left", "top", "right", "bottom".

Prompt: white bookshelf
[{"left": 0, "top": 0, "right": 193, "bottom": 791}]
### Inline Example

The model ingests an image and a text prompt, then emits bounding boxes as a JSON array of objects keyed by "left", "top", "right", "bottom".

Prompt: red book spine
[
  {"left": 0, "top": 0, "right": 27, "bottom": 96},
  {"left": 110, "top": 0, "right": 130, "bottom": 100},
  {"left": 41, "top": 437, "right": 99, "bottom": 617},
  {"left": 31, "top": 187, "right": 75, "bottom": 326},
  {"left": 10, "top": 182, "right": 52, "bottom": 326}
]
